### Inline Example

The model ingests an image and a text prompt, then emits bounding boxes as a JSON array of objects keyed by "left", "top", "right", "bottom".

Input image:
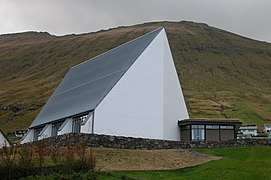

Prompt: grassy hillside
[{"left": 0, "top": 21, "right": 271, "bottom": 135}]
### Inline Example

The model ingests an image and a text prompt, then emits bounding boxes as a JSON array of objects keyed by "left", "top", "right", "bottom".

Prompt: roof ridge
[{"left": 72, "top": 27, "right": 164, "bottom": 69}]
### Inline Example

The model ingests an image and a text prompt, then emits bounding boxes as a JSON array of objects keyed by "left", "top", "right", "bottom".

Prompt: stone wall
[{"left": 38, "top": 133, "right": 271, "bottom": 149}]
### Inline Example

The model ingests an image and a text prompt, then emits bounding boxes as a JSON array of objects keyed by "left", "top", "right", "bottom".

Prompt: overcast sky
[{"left": 1, "top": 0, "right": 270, "bottom": 42}]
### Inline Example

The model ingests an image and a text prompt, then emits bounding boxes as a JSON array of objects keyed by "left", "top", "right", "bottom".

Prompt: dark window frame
[
  {"left": 33, "top": 126, "right": 44, "bottom": 141},
  {"left": 51, "top": 121, "right": 64, "bottom": 137},
  {"left": 191, "top": 125, "right": 205, "bottom": 141},
  {"left": 72, "top": 114, "right": 88, "bottom": 133}
]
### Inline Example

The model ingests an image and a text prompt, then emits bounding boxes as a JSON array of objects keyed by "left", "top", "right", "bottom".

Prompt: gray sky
[{"left": 1, "top": 0, "right": 271, "bottom": 42}]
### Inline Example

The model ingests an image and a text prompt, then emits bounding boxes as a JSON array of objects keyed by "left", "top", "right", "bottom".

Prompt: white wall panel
[
  {"left": 38, "top": 124, "right": 52, "bottom": 140},
  {"left": 94, "top": 30, "right": 165, "bottom": 139},
  {"left": 21, "top": 129, "right": 34, "bottom": 144},
  {"left": 162, "top": 29, "right": 189, "bottom": 140},
  {"left": 58, "top": 118, "right": 73, "bottom": 135},
  {"left": 95, "top": 29, "right": 189, "bottom": 140},
  {"left": 81, "top": 114, "right": 93, "bottom": 133},
  {"left": 0, "top": 132, "right": 10, "bottom": 147}
]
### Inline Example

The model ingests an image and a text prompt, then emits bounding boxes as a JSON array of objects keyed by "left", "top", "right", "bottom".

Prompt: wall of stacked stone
[{"left": 38, "top": 133, "right": 271, "bottom": 149}]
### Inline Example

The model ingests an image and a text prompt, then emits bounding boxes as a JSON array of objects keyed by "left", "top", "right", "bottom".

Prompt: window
[
  {"left": 191, "top": 125, "right": 205, "bottom": 141},
  {"left": 226, "top": 126, "right": 234, "bottom": 129},
  {"left": 220, "top": 125, "right": 234, "bottom": 129},
  {"left": 33, "top": 127, "right": 44, "bottom": 141},
  {"left": 51, "top": 121, "right": 64, "bottom": 137},
  {"left": 72, "top": 114, "right": 88, "bottom": 133},
  {"left": 72, "top": 117, "right": 82, "bottom": 133},
  {"left": 206, "top": 125, "right": 219, "bottom": 129}
]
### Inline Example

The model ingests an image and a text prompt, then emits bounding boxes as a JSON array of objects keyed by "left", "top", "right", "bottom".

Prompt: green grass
[
  {"left": 223, "top": 102, "right": 266, "bottom": 124},
  {"left": 110, "top": 146, "right": 271, "bottom": 179},
  {"left": 5, "top": 146, "right": 271, "bottom": 179}
]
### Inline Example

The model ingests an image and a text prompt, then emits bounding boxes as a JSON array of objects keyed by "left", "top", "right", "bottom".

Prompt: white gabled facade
[
  {"left": 58, "top": 118, "right": 73, "bottom": 135},
  {"left": 0, "top": 130, "right": 10, "bottom": 148},
  {"left": 22, "top": 112, "right": 94, "bottom": 143},
  {"left": 81, "top": 113, "right": 93, "bottom": 134},
  {"left": 21, "top": 129, "right": 34, "bottom": 144},
  {"left": 94, "top": 29, "right": 189, "bottom": 140},
  {"left": 38, "top": 124, "right": 52, "bottom": 140}
]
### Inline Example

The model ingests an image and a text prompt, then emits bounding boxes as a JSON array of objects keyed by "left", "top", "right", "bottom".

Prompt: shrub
[
  {"left": 75, "top": 141, "right": 96, "bottom": 172},
  {"left": 0, "top": 144, "right": 17, "bottom": 180},
  {"left": 34, "top": 140, "right": 48, "bottom": 175},
  {"left": 49, "top": 145, "right": 61, "bottom": 166},
  {"left": 63, "top": 142, "right": 76, "bottom": 174},
  {"left": 0, "top": 141, "right": 98, "bottom": 179},
  {"left": 17, "top": 145, "right": 34, "bottom": 177}
]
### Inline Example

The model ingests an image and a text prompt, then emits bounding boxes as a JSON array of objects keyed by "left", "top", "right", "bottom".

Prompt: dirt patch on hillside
[{"left": 94, "top": 148, "right": 221, "bottom": 170}]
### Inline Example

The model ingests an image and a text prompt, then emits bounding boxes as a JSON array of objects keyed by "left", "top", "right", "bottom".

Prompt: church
[{"left": 21, "top": 27, "right": 189, "bottom": 143}]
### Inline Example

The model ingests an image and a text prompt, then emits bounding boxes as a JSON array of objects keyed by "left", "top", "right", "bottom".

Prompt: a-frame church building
[{"left": 21, "top": 27, "right": 189, "bottom": 143}]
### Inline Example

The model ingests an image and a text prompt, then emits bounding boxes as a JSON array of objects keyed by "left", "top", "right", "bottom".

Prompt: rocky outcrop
[
  {"left": 0, "top": 105, "right": 21, "bottom": 112},
  {"left": 0, "top": 104, "right": 22, "bottom": 122}
]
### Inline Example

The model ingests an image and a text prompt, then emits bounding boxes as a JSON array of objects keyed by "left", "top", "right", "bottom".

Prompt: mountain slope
[{"left": 0, "top": 21, "right": 271, "bottom": 135}]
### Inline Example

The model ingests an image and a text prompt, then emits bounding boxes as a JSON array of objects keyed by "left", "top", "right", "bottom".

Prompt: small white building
[
  {"left": 21, "top": 27, "right": 189, "bottom": 144},
  {"left": 15, "top": 129, "right": 28, "bottom": 138},
  {"left": 0, "top": 130, "right": 10, "bottom": 148},
  {"left": 264, "top": 124, "right": 271, "bottom": 133},
  {"left": 239, "top": 124, "right": 258, "bottom": 138}
]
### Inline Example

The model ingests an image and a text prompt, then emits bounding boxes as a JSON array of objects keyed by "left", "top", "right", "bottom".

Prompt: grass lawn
[{"left": 110, "top": 146, "right": 271, "bottom": 180}]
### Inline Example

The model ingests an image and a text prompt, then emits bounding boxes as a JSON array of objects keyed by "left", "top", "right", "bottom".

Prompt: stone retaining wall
[{"left": 39, "top": 133, "right": 271, "bottom": 149}]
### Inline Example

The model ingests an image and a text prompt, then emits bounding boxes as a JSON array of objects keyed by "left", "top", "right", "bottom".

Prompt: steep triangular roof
[{"left": 30, "top": 27, "right": 163, "bottom": 128}]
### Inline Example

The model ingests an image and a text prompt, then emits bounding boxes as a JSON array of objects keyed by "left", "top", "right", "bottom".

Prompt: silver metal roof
[{"left": 30, "top": 27, "right": 163, "bottom": 128}]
